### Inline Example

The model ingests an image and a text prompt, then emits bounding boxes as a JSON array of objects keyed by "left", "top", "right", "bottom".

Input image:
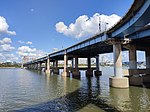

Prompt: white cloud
[
  {"left": 0, "top": 44, "right": 15, "bottom": 52},
  {"left": 0, "top": 53, "right": 18, "bottom": 62},
  {"left": 18, "top": 40, "right": 33, "bottom": 45},
  {"left": 52, "top": 48, "right": 59, "bottom": 52},
  {"left": 55, "top": 13, "right": 121, "bottom": 39},
  {"left": 26, "top": 41, "right": 32, "bottom": 45},
  {"left": 17, "top": 46, "right": 47, "bottom": 61},
  {"left": 0, "top": 37, "right": 12, "bottom": 44},
  {"left": 0, "top": 16, "right": 16, "bottom": 35},
  {"left": 18, "top": 46, "right": 36, "bottom": 53},
  {"left": 18, "top": 40, "right": 25, "bottom": 44}
]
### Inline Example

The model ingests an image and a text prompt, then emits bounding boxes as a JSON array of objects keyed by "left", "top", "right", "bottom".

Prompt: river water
[{"left": 0, "top": 67, "right": 150, "bottom": 112}]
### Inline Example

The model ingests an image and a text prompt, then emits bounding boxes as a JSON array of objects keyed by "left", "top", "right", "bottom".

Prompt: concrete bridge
[{"left": 23, "top": 0, "right": 150, "bottom": 88}]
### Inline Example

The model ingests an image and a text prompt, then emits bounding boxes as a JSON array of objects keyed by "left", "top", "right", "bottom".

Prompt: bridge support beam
[
  {"left": 146, "top": 49, "right": 150, "bottom": 70},
  {"left": 94, "top": 55, "right": 102, "bottom": 76},
  {"left": 62, "top": 54, "right": 69, "bottom": 76},
  {"left": 109, "top": 40, "right": 129, "bottom": 88},
  {"left": 86, "top": 57, "right": 93, "bottom": 76},
  {"left": 72, "top": 56, "right": 80, "bottom": 77},
  {"left": 129, "top": 45, "right": 138, "bottom": 76},
  {"left": 46, "top": 57, "right": 51, "bottom": 74},
  {"left": 38, "top": 62, "right": 42, "bottom": 71},
  {"left": 128, "top": 45, "right": 143, "bottom": 86},
  {"left": 142, "top": 49, "right": 150, "bottom": 83},
  {"left": 53, "top": 60, "right": 59, "bottom": 74},
  {"left": 35, "top": 63, "right": 38, "bottom": 70},
  {"left": 72, "top": 58, "right": 74, "bottom": 68}
]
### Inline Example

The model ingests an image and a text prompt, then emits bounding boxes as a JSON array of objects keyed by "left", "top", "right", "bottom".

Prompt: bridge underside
[
  {"left": 131, "top": 36, "right": 150, "bottom": 51},
  {"left": 67, "top": 42, "right": 113, "bottom": 58}
]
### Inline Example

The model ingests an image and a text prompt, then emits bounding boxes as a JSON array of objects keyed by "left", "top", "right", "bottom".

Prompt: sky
[{"left": 0, "top": 0, "right": 145, "bottom": 63}]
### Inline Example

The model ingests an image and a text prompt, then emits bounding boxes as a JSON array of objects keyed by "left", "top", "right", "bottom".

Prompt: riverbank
[{"left": 0, "top": 67, "right": 19, "bottom": 68}]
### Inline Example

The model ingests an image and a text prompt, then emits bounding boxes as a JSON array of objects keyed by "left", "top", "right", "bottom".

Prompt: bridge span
[{"left": 23, "top": 0, "right": 150, "bottom": 88}]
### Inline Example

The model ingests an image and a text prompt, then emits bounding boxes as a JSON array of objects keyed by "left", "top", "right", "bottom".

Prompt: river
[{"left": 0, "top": 67, "right": 150, "bottom": 112}]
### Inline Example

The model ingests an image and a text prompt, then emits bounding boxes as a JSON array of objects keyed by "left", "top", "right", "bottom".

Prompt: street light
[
  {"left": 99, "top": 16, "right": 101, "bottom": 33},
  {"left": 98, "top": 15, "right": 109, "bottom": 33}
]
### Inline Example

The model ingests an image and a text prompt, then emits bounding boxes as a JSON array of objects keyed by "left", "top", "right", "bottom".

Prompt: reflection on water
[{"left": 0, "top": 67, "right": 150, "bottom": 112}]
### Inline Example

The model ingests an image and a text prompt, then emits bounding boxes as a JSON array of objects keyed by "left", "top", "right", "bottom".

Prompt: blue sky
[{"left": 0, "top": 0, "right": 145, "bottom": 62}]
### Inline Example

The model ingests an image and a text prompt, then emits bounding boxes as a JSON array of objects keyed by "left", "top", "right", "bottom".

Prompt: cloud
[
  {"left": 0, "top": 37, "right": 12, "bottom": 44},
  {"left": 18, "top": 46, "right": 36, "bottom": 53},
  {"left": 55, "top": 13, "right": 121, "bottom": 39},
  {"left": 17, "top": 46, "right": 47, "bottom": 60},
  {"left": 52, "top": 48, "right": 59, "bottom": 52},
  {"left": 0, "top": 53, "right": 18, "bottom": 62},
  {"left": 18, "top": 40, "right": 25, "bottom": 44},
  {"left": 0, "top": 44, "right": 15, "bottom": 52},
  {"left": 26, "top": 41, "right": 32, "bottom": 45},
  {"left": 18, "top": 40, "right": 33, "bottom": 45},
  {"left": 0, "top": 16, "right": 16, "bottom": 35}
]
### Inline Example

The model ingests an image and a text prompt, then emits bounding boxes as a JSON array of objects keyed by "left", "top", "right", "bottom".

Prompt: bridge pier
[
  {"left": 62, "top": 53, "right": 69, "bottom": 77},
  {"left": 94, "top": 55, "right": 102, "bottom": 76},
  {"left": 72, "top": 58, "right": 74, "bottom": 68},
  {"left": 128, "top": 45, "right": 143, "bottom": 86},
  {"left": 53, "top": 60, "right": 59, "bottom": 74},
  {"left": 72, "top": 56, "right": 80, "bottom": 77},
  {"left": 86, "top": 57, "right": 93, "bottom": 76},
  {"left": 128, "top": 45, "right": 138, "bottom": 75},
  {"left": 109, "top": 40, "right": 129, "bottom": 88},
  {"left": 38, "top": 62, "right": 42, "bottom": 71},
  {"left": 45, "top": 57, "right": 51, "bottom": 74},
  {"left": 146, "top": 49, "right": 150, "bottom": 71},
  {"left": 143, "top": 49, "right": 150, "bottom": 83},
  {"left": 35, "top": 63, "right": 38, "bottom": 70}
]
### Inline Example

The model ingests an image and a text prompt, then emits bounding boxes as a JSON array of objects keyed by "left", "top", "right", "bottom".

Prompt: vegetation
[{"left": 0, "top": 63, "right": 21, "bottom": 68}]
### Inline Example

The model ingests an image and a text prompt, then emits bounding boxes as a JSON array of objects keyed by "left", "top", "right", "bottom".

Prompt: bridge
[{"left": 23, "top": 0, "right": 150, "bottom": 88}]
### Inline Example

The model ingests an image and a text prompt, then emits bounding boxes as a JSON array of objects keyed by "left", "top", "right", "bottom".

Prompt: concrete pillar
[
  {"left": 94, "top": 55, "right": 102, "bottom": 76},
  {"left": 32, "top": 64, "right": 34, "bottom": 69},
  {"left": 34, "top": 63, "right": 38, "bottom": 70},
  {"left": 142, "top": 49, "right": 150, "bottom": 83},
  {"left": 128, "top": 45, "right": 143, "bottom": 86},
  {"left": 146, "top": 49, "right": 150, "bottom": 69},
  {"left": 45, "top": 61, "right": 47, "bottom": 71},
  {"left": 72, "top": 58, "right": 74, "bottom": 68},
  {"left": 46, "top": 57, "right": 50, "bottom": 74},
  {"left": 129, "top": 45, "right": 138, "bottom": 75},
  {"left": 86, "top": 57, "right": 93, "bottom": 76},
  {"left": 72, "top": 56, "right": 80, "bottom": 77},
  {"left": 62, "top": 54, "right": 69, "bottom": 76},
  {"left": 109, "top": 40, "right": 129, "bottom": 88},
  {"left": 38, "top": 62, "right": 42, "bottom": 71},
  {"left": 113, "top": 43, "right": 123, "bottom": 78},
  {"left": 53, "top": 60, "right": 59, "bottom": 74}
]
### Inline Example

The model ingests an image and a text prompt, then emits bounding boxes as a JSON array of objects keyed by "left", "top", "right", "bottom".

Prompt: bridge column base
[
  {"left": 38, "top": 67, "right": 42, "bottom": 71},
  {"left": 94, "top": 70, "right": 102, "bottom": 76},
  {"left": 109, "top": 77, "right": 129, "bottom": 88},
  {"left": 72, "top": 70, "right": 80, "bottom": 77},
  {"left": 53, "top": 68, "right": 59, "bottom": 74},
  {"left": 129, "top": 76, "right": 143, "bottom": 86},
  {"left": 86, "top": 69, "right": 93, "bottom": 76},
  {"left": 129, "top": 69, "right": 139, "bottom": 76},
  {"left": 143, "top": 74, "right": 150, "bottom": 83},
  {"left": 62, "top": 71, "right": 70, "bottom": 77},
  {"left": 46, "top": 69, "right": 51, "bottom": 74}
]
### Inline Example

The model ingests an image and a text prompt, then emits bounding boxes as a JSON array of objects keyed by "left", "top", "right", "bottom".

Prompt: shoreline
[{"left": 0, "top": 67, "right": 19, "bottom": 69}]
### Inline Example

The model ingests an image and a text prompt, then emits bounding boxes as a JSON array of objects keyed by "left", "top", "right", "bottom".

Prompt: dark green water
[{"left": 0, "top": 67, "right": 150, "bottom": 112}]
